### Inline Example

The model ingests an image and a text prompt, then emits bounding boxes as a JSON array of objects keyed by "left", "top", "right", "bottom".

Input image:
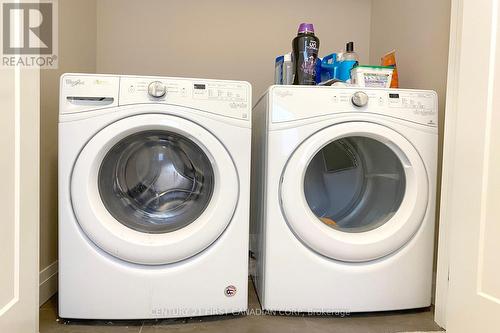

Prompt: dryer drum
[
  {"left": 98, "top": 130, "right": 215, "bottom": 234},
  {"left": 304, "top": 136, "right": 406, "bottom": 233}
]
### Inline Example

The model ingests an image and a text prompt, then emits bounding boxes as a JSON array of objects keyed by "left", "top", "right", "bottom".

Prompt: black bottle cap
[{"left": 346, "top": 41, "right": 354, "bottom": 52}]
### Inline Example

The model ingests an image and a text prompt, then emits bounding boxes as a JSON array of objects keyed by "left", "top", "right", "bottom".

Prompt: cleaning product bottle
[
  {"left": 320, "top": 53, "right": 339, "bottom": 81},
  {"left": 274, "top": 56, "right": 284, "bottom": 84},
  {"left": 282, "top": 53, "right": 294, "bottom": 85},
  {"left": 338, "top": 41, "right": 359, "bottom": 81},
  {"left": 342, "top": 42, "right": 359, "bottom": 62},
  {"left": 292, "top": 23, "right": 320, "bottom": 85}
]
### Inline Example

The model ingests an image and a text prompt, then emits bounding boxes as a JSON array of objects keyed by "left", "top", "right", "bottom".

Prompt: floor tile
[
  {"left": 40, "top": 278, "right": 443, "bottom": 333},
  {"left": 301, "top": 309, "right": 442, "bottom": 333},
  {"left": 40, "top": 303, "right": 142, "bottom": 333},
  {"left": 40, "top": 296, "right": 57, "bottom": 310}
]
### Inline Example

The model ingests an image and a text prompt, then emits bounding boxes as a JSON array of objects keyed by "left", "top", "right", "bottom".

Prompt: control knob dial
[
  {"left": 351, "top": 91, "right": 369, "bottom": 107},
  {"left": 148, "top": 81, "right": 166, "bottom": 98}
]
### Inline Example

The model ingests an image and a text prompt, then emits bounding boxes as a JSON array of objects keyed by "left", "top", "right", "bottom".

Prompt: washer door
[
  {"left": 71, "top": 113, "right": 238, "bottom": 265},
  {"left": 280, "top": 122, "right": 428, "bottom": 262}
]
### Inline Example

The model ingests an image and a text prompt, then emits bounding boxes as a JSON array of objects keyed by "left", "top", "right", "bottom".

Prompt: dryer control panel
[{"left": 270, "top": 86, "right": 438, "bottom": 127}]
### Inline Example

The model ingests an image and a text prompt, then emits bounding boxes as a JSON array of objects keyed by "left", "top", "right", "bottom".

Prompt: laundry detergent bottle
[{"left": 292, "top": 23, "right": 320, "bottom": 85}]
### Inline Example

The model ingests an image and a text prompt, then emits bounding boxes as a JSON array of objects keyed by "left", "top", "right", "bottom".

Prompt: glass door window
[
  {"left": 279, "top": 122, "right": 429, "bottom": 262},
  {"left": 304, "top": 136, "right": 406, "bottom": 233},
  {"left": 98, "top": 130, "right": 214, "bottom": 234}
]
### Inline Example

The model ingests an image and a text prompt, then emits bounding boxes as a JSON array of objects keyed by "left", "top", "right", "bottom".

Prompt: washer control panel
[
  {"left": 119, "top": 76, "right": 251, "bottom": 120},
  {"left": 191, "top": 82, "right": 247, "bottom": 102}
]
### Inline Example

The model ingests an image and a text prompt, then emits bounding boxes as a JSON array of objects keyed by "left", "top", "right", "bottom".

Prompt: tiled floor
[{"left": 40, "top": 280, "right": 443, "bottom": 333}]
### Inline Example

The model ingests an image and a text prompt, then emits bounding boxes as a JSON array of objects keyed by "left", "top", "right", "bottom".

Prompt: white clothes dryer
[{"left": 251, "top": 86, "right": 437, "bottom": 312}]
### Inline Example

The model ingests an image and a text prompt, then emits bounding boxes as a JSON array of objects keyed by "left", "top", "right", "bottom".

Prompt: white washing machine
[
  {"left": 251, "top": 86, "right": 437, "bottom": 312},
  {"left": 59, "top": 73, "right": 251, "bottom": 319}
]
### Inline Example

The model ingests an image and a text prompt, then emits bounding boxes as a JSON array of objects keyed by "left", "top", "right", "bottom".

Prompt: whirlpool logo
[
  {"left": 65, "top": 78, "right": 84, "bottom": 87},
  {"left": 1, "top": 0, "right": 58, "bottom": 68}
]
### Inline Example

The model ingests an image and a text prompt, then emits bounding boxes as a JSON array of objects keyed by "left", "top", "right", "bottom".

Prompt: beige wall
[
  {"left": 96, "top": 0, "right": 373, "bottom": 101},
  {"left": 370, "top": 0, "right": 451, "bottom": 116},
  {"left": 40, "top": 0, "right": 96, "bottom": 272},
  {"left": 369, "top": 0, "right": 451, "bottom": 170}
]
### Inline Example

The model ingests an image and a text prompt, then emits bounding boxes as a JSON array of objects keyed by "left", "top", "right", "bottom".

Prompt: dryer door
[
  {"left": 280, "top": 122, "right": 429, "bottom": 262},
  {"left": 71, "top": 113, "right": 238, "bottom": 265}
]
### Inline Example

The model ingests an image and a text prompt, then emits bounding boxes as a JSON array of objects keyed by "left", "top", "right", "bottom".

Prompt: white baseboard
[{"left": 39, "top": 260, "right": 58, "bottom": 306}]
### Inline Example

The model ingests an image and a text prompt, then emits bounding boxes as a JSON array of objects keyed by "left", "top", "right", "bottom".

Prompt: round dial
[
  {"left": 351, "top": 91, "right": 369, "bottom": 107},
  {"left": 148, "top": 81, "right": 166, "bottom": 98}
]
